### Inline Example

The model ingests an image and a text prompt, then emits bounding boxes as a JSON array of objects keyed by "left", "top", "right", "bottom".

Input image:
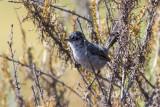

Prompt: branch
[
  {"left": 50, "top": 5, "right": 92, "bottom": 24},
  {"left": 98, "top": 75, "right": 121, "bottom": 88},
  {"left": 40, "top": 70, "right": 88, "bottom": 103},
  {"left": 120, "top": 78, "right": 133, "bottom": 102},
  {"left": 145, "top": 91, "right": 156, "bottom": 107},
  {"left": 8, "top": 24, "right": 24, "bottom": 107},
  {"left": 75, "top": 64, "right": 95, "bottom": 96},
  {"left": 77, "top": 82, "right": 94, "bottom": 106},
  {"left": 107, "top": 73, "right": 115, "bottom": 106},
  {"left": 121, "top": 69, "right": 135, "bottom": 102},
  {"left": 121, "top": 65, "right": 126, "bottom": 101},
  {"left": 33, "top": 63, "right": 44, "bottom": 101},
  {"left": 136, "top": 75, "right": 149, "bottom": 100},
  {"left": 138, "top": 71, "right": 155, "bottom": 89},
  {"left": 8, "top": 24, "right": 20, "bottom": 94},
  {"left": 8, "top": 0, "right": 92, "bottom": 24},
  {"left": 144, "top": 0, "right": 159, "bottom": 45},
  {"left": 31, "top": 85, "right": 38, "bottom": 106},
  {"left": 0, "top": 55, "right": 83, "bottom": 101},
  {"left": 103, "top": 0, "right": 115, "bottom": 25}
]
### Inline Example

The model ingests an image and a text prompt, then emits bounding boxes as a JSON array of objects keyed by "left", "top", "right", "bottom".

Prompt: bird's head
[{"left": 64, "top": 31, "right": 85, "bottom": 47}]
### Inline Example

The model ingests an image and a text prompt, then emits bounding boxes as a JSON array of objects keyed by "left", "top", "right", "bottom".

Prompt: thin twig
[
  {"left": 144, "top": 0, "right": 159, "bottom": 46},
  {"left": 8, "top": 24, "right": 21, "bottom": 94},
  {"left": 76, "top": 65, "right": 95, "bottom": 96},
  {"left": 0, "top": 55, "right": 83, "bottom": 100},
  {"left": 103, "top": 0, "right": 115, "bottom": 25},
  {"left": 77, "top": 82, "right": 94, "bottom": 106},
  {"left": 145, "top": 91, "right": 156, "bottom": 107},
  {"left": 40, "top": 70, "right": 84, "bottom": 101},
  {"left": 31, "top": 85, "right": 38, "bottom": 107},
  {"left": 98, "top": 75, "right": 121, "bottom": 88},
  {"left": 120, "top": 79, "right": 133, "bottom": 102},
  {"left": 121, "top": 69, "right": 135, "bottom": 102},
  {"left": 107, "top": 74, "right": 114, "bottom": 106},
  {"left": 50, "top": 5, "right": 92, "bottom": 24},
  {"left": 121, "top": 64, "right": 126, "bottom": 101},
  {"left": 8, "top": 0, "right": 92, "bottom": 24},
  {"left": 138, "top": 71, "right": 155, "bottom": 89},
  {"left": 33, "top": 63, "right": 44, "bottom": 101},
  {"left": 96, "top": 0, "right": 100, "bottom": 30},
  {"left": 8, "top": 24, "right": 24, "bottom": 107},
  {"left": 135, "top": 75, "right": 149, "bottom": 100}
]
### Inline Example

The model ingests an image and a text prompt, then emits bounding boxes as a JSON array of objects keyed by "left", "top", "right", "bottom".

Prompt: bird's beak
[{"left": 64, "top": 38, "right": 72, "bottom": 42}]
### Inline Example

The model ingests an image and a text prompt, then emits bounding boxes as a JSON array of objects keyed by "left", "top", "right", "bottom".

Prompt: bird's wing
[{"left": 86, "top": 42, "right": 111, "bottom": 61}]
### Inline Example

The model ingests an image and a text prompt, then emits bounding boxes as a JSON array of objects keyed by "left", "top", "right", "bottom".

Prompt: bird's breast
[
  {"left": 72, "top": 46, "right": 107, "bottom": 71},
  {"left": 72, "top": 46, "right": 86, "bottom": 62}
]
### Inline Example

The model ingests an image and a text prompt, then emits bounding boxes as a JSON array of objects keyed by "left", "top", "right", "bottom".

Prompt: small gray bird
[{"left": 64, "top": 31, "right": 111, "bottom": 71}]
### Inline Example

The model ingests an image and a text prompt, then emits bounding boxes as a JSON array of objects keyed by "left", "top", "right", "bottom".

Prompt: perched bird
[{"left": 64, "top": 31, "right": 111, "bottom": 71}]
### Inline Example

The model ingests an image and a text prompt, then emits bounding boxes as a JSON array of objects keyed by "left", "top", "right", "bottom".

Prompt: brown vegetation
[{"left": 0, "top": 0, "right": 160, "bottom": 107}]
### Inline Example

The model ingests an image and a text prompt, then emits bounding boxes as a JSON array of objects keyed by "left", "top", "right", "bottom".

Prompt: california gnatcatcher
[{"left": 64, "top": 31, "right": 111, "bottom": 71}]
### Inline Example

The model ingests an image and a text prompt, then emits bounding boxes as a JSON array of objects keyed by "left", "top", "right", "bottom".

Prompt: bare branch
[
  {"left": 121, "top": 65, "right": 126, "bottom": 101},
  {"left": 0, "top": 55, "right": 83, "bottom": 101},
  {"left": 138, "top": 71, "right": 155, "bottom": 89},
  {"left": 136, "top": 75, "right": 149, "bottom": 100},
  {"left": 144, "top": 0, "right": 159, "bottom": 45},
  {"left": 8, "top": 24, "right": 24, "bottom": 107},
  {"left": 33, "top": 63, "right": 44, "bottom": 101},
  {"left": 8, "top": 0, "right": 92, "bottom": 24},
  {"left": 145, "top": 91, "right": 156, "bottom": 107},
  {"left": 8, "top": 24, "right": 20, "bottom": 93},
  {"left": 98, "top": 75, "right": 121, "bottom": 88},
  {"left": 77, "top": 82, "right": 94, "bottom": 106},
  {"left": 31, "top": 85, "right": 38, "bottom": 107}
]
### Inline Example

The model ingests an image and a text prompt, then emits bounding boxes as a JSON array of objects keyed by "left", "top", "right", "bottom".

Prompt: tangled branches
[{"left": 0, "top": 0, "right": 160, "bottom": 106}]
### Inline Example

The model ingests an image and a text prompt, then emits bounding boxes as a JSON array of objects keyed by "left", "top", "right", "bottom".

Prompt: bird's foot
[{"left": 86, "top": 84, "right": 92, "bottom": 90}]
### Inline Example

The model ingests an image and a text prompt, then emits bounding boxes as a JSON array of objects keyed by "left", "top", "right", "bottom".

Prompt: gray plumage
[{"left": 64, "top": 31, "right": 110, "bottom": 71}]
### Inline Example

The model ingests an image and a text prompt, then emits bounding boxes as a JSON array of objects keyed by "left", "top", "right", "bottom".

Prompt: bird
[
  {"left": 64, "top": 31, "right": 111, "bottom": 71},
  {"left": 64, "top": 31, "right": 111, "bottom": 88}
]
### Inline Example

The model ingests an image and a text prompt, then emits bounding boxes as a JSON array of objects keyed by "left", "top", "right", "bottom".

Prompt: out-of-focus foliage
[{"left": 0, "top": 0, "right": 160, "bottom": 107}]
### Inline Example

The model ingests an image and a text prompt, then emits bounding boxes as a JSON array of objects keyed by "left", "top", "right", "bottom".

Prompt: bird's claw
[{"left": 86, "top": 84, "right": 92, "bottom": 90}]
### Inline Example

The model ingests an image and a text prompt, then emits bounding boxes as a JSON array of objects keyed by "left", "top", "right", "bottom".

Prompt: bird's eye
[{"left": 75, "top": 38, "right": 79, "bottom": 40}]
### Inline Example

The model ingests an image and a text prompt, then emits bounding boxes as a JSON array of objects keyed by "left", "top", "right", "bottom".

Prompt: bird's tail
[{"left": 105, "top": 21, "right": 121, "bottom": 50}]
